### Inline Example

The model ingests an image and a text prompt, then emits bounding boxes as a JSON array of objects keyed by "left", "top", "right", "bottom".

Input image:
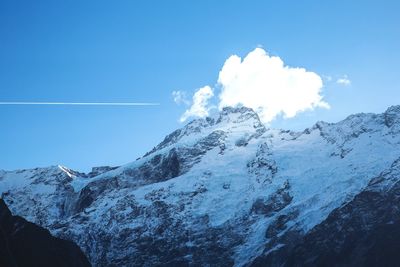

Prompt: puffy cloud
[
  {"left": 177, "top": 48, "right": 330, "bottom": 123},
  {"left": 217, "top": 48, "right": 329, "bottom": 123},
  {"left": 180, "top": 86, "right": 214, "bottom": 122},
  {"left": 336, "top": 75, "right": 351, "bottom": 86},
  {"left": 172, "top": 90, "right": 189, "bottom": 105}
]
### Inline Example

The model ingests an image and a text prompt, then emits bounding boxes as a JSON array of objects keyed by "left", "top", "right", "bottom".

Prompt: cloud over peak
[
  {"left": 177, "top": 48, "right": 330, "bottom": 123},
  {"left": 217, "top": 48, "right": 329, "bottom": 122},
  {"left": 179, "top": 86, "right": 214, "bottom": 122}
]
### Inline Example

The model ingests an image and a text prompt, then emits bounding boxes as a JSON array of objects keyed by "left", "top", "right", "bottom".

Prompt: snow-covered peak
[
  {"left": 304, "top": 107, "right": 397, "bottom": 147},
  {"left": 215, "top": 106, "right": 264, "bottom": 127},
  {"left": 0, "top": 166, "right": 78, "bottom": 199},
  {"left": 384, "top": 105, "right": 400, "bottom": 131},
  {"left": 385, "top": 104, "right": 400, "bottom": 116},
  {"left": 145, "top": 106, "right": 265, "bottom": 157},
  {"left": 310, "top": 105, "right": 400, "bottom": 136}
]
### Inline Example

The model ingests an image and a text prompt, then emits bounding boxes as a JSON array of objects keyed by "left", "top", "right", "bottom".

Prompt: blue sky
[{"left": 1, "top": 0, "right": 399, "bottom": 171}]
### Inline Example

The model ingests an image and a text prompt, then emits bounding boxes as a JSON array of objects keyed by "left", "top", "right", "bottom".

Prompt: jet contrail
[{"left": 0, "top": 102, "right": 160, "bottom": 106}]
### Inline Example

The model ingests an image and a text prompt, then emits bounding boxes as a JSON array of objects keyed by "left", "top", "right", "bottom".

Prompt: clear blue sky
[{"left": 1, "top": 0, "right": 399, "bottom": 171}]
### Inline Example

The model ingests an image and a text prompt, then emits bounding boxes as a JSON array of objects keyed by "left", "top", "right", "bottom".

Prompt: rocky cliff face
[
  {"left": 1, "top": 105, "right": 400, "bottom": 266},
  {"left": 0, "top": 199, "right": 91, "bottom": 267},
  {"left": 250, "top": 158, "right": 400, "bottom": 267},
  {"left": 284, "top": 159, "right": 400, "bottom": 267}
]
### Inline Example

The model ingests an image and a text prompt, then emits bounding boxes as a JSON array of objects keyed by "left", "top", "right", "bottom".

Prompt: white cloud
[
  {"left": 180, "top": 86, "right": 214, "bottom": 122},
  {"left": 336, "top": 75, "right": 351, "bottom": 86},
  {"left": 217, "top": 48, "right": 329, "bottom": 123},
  {"left": 172, "top": 90, "right": 189, "bottom": 105},
  {"left": 177, "top": 48, "right": 330, "bottom": 123}
]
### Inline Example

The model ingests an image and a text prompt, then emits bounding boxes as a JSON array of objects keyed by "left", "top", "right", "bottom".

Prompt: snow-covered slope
[{"left": 2, "top": 105, "right": 400, "bottom": 266}]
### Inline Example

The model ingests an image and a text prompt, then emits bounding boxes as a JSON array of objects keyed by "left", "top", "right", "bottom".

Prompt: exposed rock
[
  {"left": 251, "top": 157, "right": 400, "bottom": 267},
  {"left": 87, "top": 166, "right": 118, "bottom": 178},
  {"left": 251, "top": 181, "right": 292, "bottom": 216}
]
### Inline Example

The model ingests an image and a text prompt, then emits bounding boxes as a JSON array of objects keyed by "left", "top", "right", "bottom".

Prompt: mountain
[
  {"left": 1, "top": 105, "right": 400, "bottom": 266},
  {"left": 0, "top": 199, "right": 91, "bottom": 267}
]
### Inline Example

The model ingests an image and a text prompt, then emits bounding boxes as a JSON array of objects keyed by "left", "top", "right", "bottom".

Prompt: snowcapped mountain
[{"left": 1, "top": 105, "right": 400, "bottom": 266}]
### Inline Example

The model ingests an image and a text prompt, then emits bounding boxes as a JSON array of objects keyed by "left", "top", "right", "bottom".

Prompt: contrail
[{"left": 0, "top": 102, "right": 160, "bottom": 106}]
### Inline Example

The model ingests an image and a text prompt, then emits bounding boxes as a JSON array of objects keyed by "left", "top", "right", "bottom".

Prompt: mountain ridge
[{"left": 1, "top": 105, "right": 400, "bottom": 266}]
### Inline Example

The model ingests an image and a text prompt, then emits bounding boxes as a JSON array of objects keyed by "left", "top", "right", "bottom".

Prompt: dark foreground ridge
[{"left": 0, "top": 199, "right": 91, "bottom": 267}]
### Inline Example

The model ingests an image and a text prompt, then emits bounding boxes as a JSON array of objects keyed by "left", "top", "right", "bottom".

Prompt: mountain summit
[{"left": 1, "top": 105, "right": 400, "bottom": 266}]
